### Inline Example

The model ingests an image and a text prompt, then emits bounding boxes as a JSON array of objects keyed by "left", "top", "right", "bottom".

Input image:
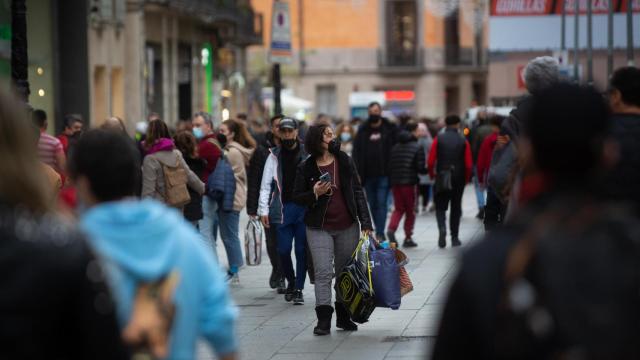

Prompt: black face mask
[
  {"left": 328, "top": 139, "right": 341, "bottom": 154},
  {"left": 217, "top": 133, "right": 228, "bottom": 147},
  {"left": 369, "top": 114, "right": 382, "bottom": 124},
  {"left": 281, "top": 138, "right": 296, "bottom": 149}
]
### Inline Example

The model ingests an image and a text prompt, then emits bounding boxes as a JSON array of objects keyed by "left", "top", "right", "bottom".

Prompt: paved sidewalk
[{"left": 198, "top": 186, "right": 484, "bottom": 360}]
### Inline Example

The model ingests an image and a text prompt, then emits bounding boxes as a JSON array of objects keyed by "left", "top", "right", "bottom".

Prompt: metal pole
[
  {"left": 573, "top": 0, "right": 579, "bottom": 82},
  {"left": 587, "top": 0, "right": 593, "bottom": 84},
  {"left": 11, "top": 0, "right": 30, "bottom": 103},
  {"left": 561, "top": 0, "right": 566, "bottom": 51},
  {"left": 607, "top": 0, "right": 614, "bottom": 78},
  {"left": 628, "top": 0, "right": 635, "bottom": 66},
  {"left": 273, "top": 63, "right": 282, "bottom": 115}
]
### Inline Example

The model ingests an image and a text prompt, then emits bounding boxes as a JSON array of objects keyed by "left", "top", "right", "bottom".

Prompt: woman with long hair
[
  {"left": 217, "top": 119, "right": 256, "bottom": 283},
  {"left": 174, "top": 130, "right": 206, "bottom": 227},
  {"left": 292, "top": 124, "right": 373, "bottom": 335},
  {"left": 0, "top": 90, "right": 128, "bottom": 358},
  {"left": 141, "top": 119, "right": 204, "bottom": 206}
]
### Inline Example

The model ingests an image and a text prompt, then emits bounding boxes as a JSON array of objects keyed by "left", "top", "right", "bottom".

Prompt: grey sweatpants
[{"left": 306, "top": 223, "right": 360, "bottom": 306}]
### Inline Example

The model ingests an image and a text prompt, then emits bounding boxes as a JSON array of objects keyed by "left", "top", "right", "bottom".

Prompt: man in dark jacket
[
  {"left": 432, "top": 84, "right": 640, "bottom": 360},
  {"left": 604, "top": 66, "right": 640, "bottom": 213},
  {"left": 352, "top": 102, "right": 398, "bottom": 240},
  {"left": 192, "top": 112, "right": 223, "bottom": 257},
  {"left": 386, "top": 122, "right": 426, "bottom": 247},
  {"left": 469, "top": 111, "right": 492, "bottom": 220},
  {"left": 246, "top": 115, "right": 284, "bottom": 291},
  {"left": 427, "top": 115, "right": 472, "bottom": 248}
]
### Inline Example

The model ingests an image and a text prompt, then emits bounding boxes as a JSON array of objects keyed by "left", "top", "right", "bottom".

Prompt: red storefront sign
[{"left": 384, "top": 90, "right": 415, "bottom": 102}]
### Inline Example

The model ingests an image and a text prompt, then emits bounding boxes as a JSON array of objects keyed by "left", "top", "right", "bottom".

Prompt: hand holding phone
[{"left": 319, "top": 171, "right": 332, "bottom": 183}]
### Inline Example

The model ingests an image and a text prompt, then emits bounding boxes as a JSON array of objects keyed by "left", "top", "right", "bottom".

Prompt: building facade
[
  {"left": 2, "top": 0, "right": 262, "bottom": 132},
  {"left": 249, "top": 0, "right": 489, "bottom": 120}
]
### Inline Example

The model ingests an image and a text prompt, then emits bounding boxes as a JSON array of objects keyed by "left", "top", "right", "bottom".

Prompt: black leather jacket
[{"left": 292, "top": 150, "right": 373, "bottom": 231}]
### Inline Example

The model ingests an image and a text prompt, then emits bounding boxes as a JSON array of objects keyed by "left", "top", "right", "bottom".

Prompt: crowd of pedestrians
[{"left": 1, "top": 56, "right": 639, "bottom": 358}]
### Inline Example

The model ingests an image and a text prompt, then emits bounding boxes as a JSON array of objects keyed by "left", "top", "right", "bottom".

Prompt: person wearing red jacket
[
  {"left": 427, "top": 115, "right": 472, "bottom": 248},
  {"left": 476, "top": 115, "right": 506, "bottom": 231},
  {"left": 192, "top": 112, "right": 223, "bottom": 257}
]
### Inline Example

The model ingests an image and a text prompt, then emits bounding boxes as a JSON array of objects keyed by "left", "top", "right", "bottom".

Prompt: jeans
[
  {"left": 306, "top": 223, "right": 359, "bottom": 306},
  {"left": 265, "top": 225, "right": 281, "bottom": 277},
  {"left": 484, "top": 187, "right": 506, "bottom": 231},
  {"left": 276, "top": 202, "right": 307, "bottom": 290},
  {"left": 387, "top": 185, "right": 417, "bottom": 238},
  {"left": 199, "top": 196, "right": 219, "bottom": 259},
  {"left": 472, "top": 166, "right": 486, "bottom": 210},
  {"left": 418, "top": 184, "right": 431, "bottom": 208},
  {"left": 217, "top": 209, "right": 244, "bottom": 271},
  {"left": 364, "top": 176, "right": 390, "bottom": 237}
]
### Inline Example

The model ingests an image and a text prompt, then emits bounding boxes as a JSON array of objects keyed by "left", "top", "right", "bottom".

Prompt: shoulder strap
[{"left": 205, "top": 138, "right": 222, "bottom": 152}]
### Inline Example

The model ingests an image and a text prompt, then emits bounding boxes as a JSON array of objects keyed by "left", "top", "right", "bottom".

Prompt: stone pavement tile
[
  {"left": 328, "top": 341, "right": 395, "bottom": 360},
  {"left": 270, "top": 354, "right": 329, "bottom": 360},
  {"left": 386, "top": 338, "right": 430, "bottom": 357}
]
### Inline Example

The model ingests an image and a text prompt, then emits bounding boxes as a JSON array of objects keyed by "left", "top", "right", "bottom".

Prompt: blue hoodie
[{"left": 81, "top": 199, "right": 237, "bottom": 359}]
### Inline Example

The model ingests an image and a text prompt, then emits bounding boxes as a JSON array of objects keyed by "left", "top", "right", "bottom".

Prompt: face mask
[
  {"left": 281, "top": 138, "right": 296, "bottom": 149},
  {"left": 369, "top": 115, "right": 381, "bottom": 124},
  {"left": 340, "top": 132, "right": 352, "bottom": 142},
  {"left": 328, "top": 139, "right": 341, "bottom": 154},
  {"left": 193, "top": 127, "right": 204, "bottom": 139},
  {"left": 217, "top": 133, "right": 228, "bottom": 147}
]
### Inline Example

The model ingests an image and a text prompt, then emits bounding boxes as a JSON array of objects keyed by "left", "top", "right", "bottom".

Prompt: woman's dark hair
[
  {"left": 174, "top": 130, "right": 198, "bottom": 158},
  {"left": 69, "top": 129, "right": 140, "bottom": 202},
  {"left": 405, "top": 121, "right": 418, "bottom": 132},
  {"left": 145, "top": 119, "right": 171, "bottom": 150},
  {"left": 445, "top": 115, "right": 461, "bottom": 126},
  {"left": 610, "top": 66, "right": 640, "bottom": 107},
  {"left": 305, "top": 124, "right": 330, "bottom": 159}
]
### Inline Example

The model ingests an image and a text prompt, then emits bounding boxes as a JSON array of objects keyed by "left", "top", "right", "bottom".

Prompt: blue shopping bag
[{"left": 370, "top": 245, "right": 401, "bottom": 309}]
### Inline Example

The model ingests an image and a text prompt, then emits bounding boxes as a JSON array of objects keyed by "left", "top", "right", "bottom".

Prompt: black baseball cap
[{"left": 279, "top": 118, "right": 298, "bottom": 130}]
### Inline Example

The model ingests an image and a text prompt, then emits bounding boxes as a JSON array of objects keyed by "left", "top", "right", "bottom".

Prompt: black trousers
[
  {"left": 266, "top": 225, "right": 281, "bottom": 277},
  {"left": 434, "top": 184, "right": 465, "bottom": 237},
  {"left": 418, "top": 184, "right": 431, "bottom": 208},
  {"left": 484, "top": 187, "right": 506, "bottom": 231}
]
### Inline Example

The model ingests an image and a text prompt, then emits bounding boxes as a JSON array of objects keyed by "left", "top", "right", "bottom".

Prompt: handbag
[
  {"left": 244, "top": 218, "right": 263, "bottom": 266},
  {"left": 395, "top": 249, "right": 413, "bottom": 296},
  {"left": 435, "top": 167, "right": 453, "bottom": 194},
  {"left": 336, "top": 233, "right": 376, "bottom": 323},
  {"left": 371, "top": 246, "right": 401, "bottom": 309}
]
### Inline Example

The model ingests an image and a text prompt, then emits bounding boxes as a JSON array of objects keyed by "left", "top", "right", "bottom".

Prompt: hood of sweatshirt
[
  {"left": 80, "top": 199, "right": 190, "bottom": 281},
  {"left": 146, "top": 138, "right": 175, "bottom": 155},
  {"left": 226, "top": 141, "right": 255, "bottom": 165}
]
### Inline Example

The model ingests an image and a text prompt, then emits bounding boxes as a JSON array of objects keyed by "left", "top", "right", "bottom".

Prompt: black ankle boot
[
  {"left": 313, "top": 305, "right": 334, "bottom": 336},
  {"left": 334, "top": 302, "right": 358, "bottom": 331},
  {"left": 436, "top": 210, "right": 447, "bottom": 248}
]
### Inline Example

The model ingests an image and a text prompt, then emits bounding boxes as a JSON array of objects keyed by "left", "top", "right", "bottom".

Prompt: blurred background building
[
  {"left": 248, "top": 0, "right": 490, "bottom": 120},
  {"left": 0, "top": 0, "right": 263, "bottom": 132}
]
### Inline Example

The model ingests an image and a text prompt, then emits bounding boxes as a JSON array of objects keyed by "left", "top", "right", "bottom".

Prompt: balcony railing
[{"left": 377, "top": 47, "right": 424, "bottom": 73}]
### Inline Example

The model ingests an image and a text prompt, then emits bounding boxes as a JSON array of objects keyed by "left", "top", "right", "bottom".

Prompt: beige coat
[
  {"left": 225, "top": 141, "right": 255, "bottom": 212},
  {"left": 141, "top": 149, "right": 204, "bottom": 203}
]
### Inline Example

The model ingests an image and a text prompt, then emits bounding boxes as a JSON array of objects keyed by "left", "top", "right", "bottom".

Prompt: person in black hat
[{"left": 258, "top": 117, "right": 308, "bottom": 305}]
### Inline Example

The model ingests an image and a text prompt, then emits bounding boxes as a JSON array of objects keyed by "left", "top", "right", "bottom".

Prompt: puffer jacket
[
  {"left": 246, "top": 132, "right": 276, "bottom": 216},
  {"left": 225, "top": 141, "right": 255, "bottom": 212},
  {"left": 389, "top": 131, "right": 426, "bottom": 186},
  {"left": 258, "top": 144, "right": 307, "bottom": 224},
  {"left": 292, "top": 150, "right": 373, "bottom": 231},
  {"left": 141, "top": 145, "right": 204, "bottom": 202}
]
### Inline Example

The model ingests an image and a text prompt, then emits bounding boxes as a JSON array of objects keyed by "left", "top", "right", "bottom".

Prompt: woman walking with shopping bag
[{"left": 292, "top": 124, "right": 373, "bottom": 336}]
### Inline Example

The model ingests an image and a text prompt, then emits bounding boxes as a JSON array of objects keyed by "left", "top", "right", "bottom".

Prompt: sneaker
[
  {"left": 386, "top": 230, "right": 397, "bottom": 245},
  {"left": 451, "top": 237, "right": 462, "bottom": 247},
  {"left": 476, "top": 208, "right": 485, "bottom": 220},
  {"left": 292, "top": 290, "right": 304, "bottom": 305},
  {"left": 276, "top": 278, "right": 287, "bottom": 294},
  {"left": 403, "top": 238, "right": 418, "bottom": 248},
  {"left": 226, "top": 272, "right": 240, "bottom": 285},
  {"left": 284, "top": 285, "right": 295, "bottom": 302},
  {"left": 438, "top": 234, "right": 446, "bottom": 249}
]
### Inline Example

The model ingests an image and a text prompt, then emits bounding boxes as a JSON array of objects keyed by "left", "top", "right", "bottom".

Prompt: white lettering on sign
[{"left": 495, "top": 0, "right": 547, "bottom": 14}]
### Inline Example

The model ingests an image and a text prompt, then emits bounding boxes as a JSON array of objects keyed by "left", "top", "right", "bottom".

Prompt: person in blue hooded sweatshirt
[{"left": 69, "top": 129, "right": 238, "bottom": 360}]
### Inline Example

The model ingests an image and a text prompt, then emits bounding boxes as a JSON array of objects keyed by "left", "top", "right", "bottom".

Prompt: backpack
[
  {"left": 206, "top": 151, "right": 236, "bottom": 211},
  {"left": 161, "top": 157, "right": 191, "bottom": 208}
]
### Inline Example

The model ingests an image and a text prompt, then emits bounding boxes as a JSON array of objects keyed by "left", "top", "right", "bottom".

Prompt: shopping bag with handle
[
  {"left": 371, "top": 244, "right": 401, "bottom": 309},
  {"left": 336, "top": 232, "right": 376, "bottom": 323},
  {"left": 244, "top": 218, "right": 263, "bottom": 266}
]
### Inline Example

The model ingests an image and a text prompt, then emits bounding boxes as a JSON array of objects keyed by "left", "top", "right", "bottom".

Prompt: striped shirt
[{"left": 38, "top": 132, "right": 63, "bottom": 169}]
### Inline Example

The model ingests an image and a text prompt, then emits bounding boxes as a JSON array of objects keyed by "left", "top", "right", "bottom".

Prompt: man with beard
[
  {"left": 352, "top": 102, "right": 398, "bottom": 240},
  {"left": 247, "top": 115, "right": 286, "bottom": 292}
]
